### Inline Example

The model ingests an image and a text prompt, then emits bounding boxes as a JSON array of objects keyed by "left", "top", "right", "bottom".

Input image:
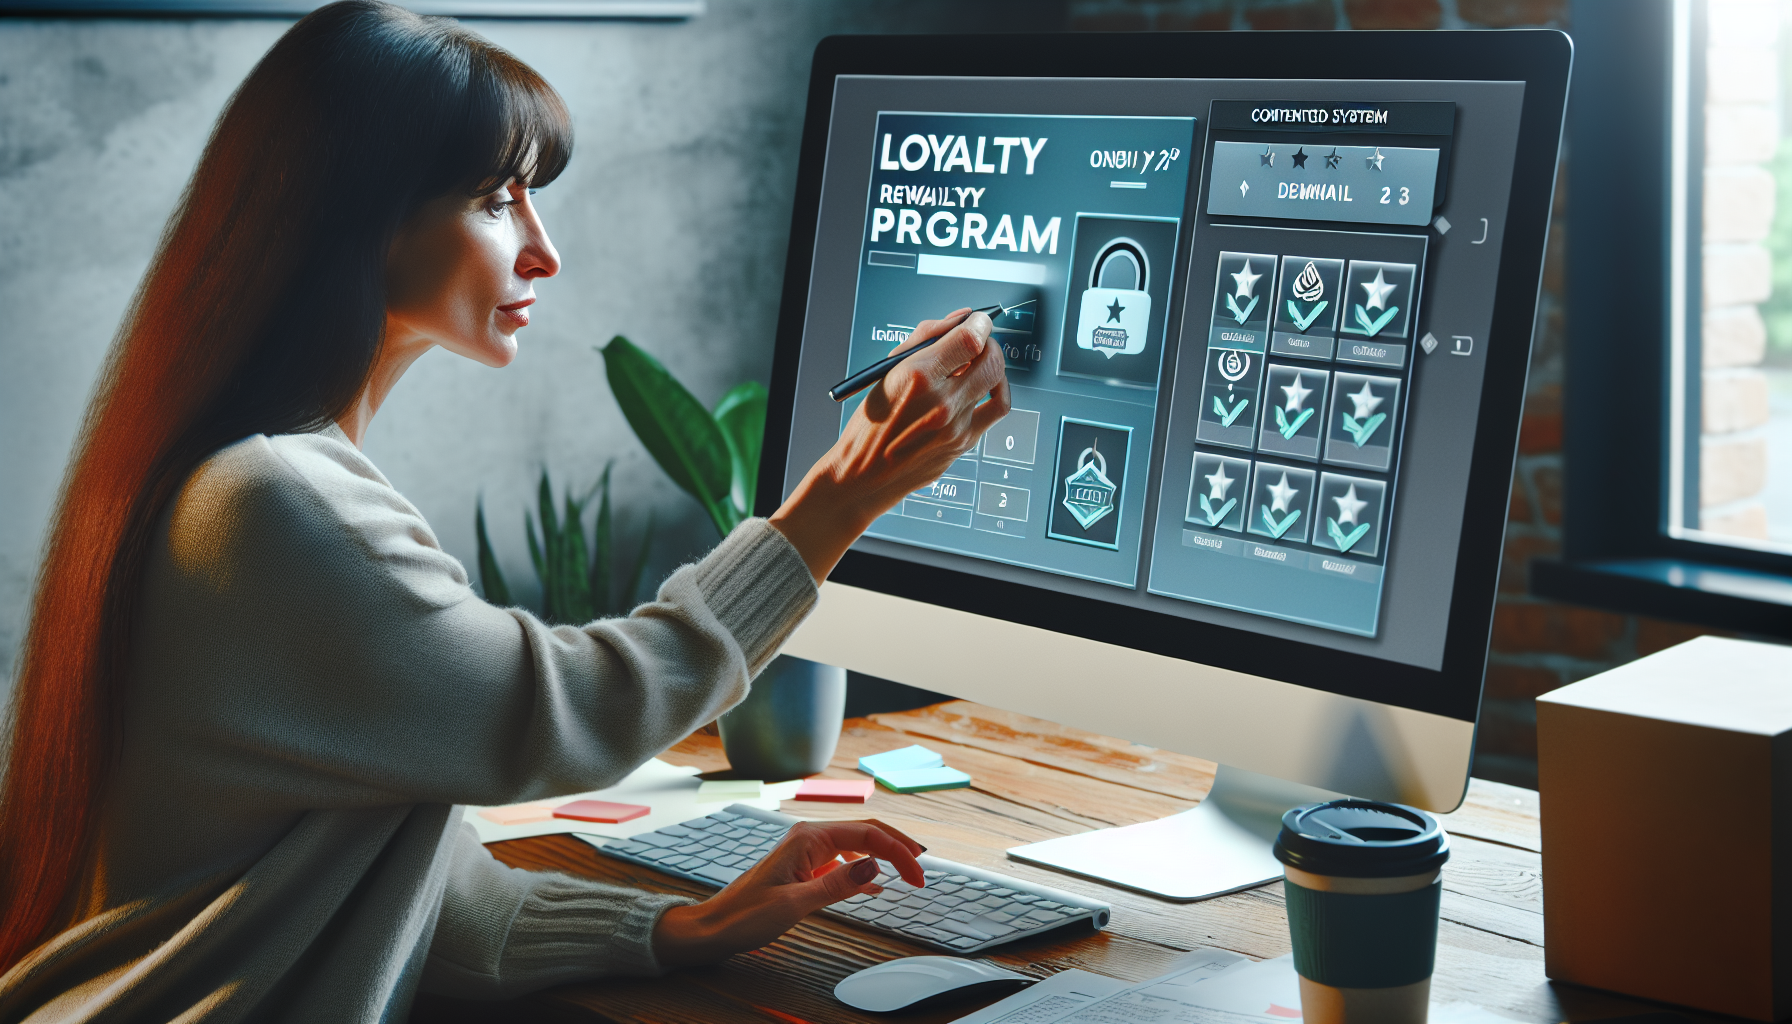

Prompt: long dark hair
[{"left": 0, "top": 0, "right": 571, "bottom": 971}]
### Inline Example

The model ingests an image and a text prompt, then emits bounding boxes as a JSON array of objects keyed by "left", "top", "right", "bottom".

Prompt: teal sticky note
[
  {"left": 873, "top": 766, "right": 972, "bottom": 794},
  {"left": 858, "top": 745, "right": 944, "bottom": 776}
]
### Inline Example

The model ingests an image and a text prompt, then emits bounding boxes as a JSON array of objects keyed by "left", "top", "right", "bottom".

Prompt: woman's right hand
[{"left": 769, "top": 309, "right": 1011, "bottom": 582}]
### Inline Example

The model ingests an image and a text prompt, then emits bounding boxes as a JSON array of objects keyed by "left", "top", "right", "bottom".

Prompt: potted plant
[{"left": 599, "top": 335, "right": 844, "bottom": 780}]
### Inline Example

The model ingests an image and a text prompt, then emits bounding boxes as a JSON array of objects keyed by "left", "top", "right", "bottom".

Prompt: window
[{"left": 1535, "top": 0, "right": 1792, "bottom": 635}]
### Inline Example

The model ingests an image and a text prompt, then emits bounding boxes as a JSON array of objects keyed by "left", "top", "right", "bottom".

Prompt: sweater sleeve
[
  {"left": 137, "top": 432, "right": 818, "bottom": 809},
  {"left": 419, "top": 823, "right": 696, "bottom": 999}
]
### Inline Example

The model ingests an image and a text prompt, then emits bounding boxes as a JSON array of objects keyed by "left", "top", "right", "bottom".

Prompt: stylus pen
[{"left": 827, "top": 304, "right": 1009, "bottom": 403}]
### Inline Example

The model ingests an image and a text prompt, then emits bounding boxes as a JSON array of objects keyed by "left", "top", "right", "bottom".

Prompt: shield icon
[{"left": 1062, "top": 445, "right": 1118, "bottom": 530}]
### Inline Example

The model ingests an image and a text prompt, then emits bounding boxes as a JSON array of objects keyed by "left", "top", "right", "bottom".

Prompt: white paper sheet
[
  {"left": 463, "top": 759, "right": 800, "bottom": 844},
  {"left": 948, "top": 969, "right": 1129, "bottom": 1024},
  {"left": 1049, "top": 952, "right": 1292, "bottom": 1024}
]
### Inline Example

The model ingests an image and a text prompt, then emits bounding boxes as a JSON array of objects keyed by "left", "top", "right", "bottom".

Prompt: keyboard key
[
  {"left": 913, "top": 911, "right": 944, "bottom": 926},
  {"left": 945, "top": 910, "right": 979, "bottom": 924},
  {"left": 948, "top": 936, "right": 980, "bottom": 949},
  {"left": 693, "top": 864, "right": 745, "bottom": 885},
  {"left": 946, "top": 875, "right": 973, "bottom": 884},
  {"left": 840, "top": 893, "right": 872, "bottom": 905},
  {"left": 990, "top": 887, "right": 1016, "bottom": 897},
  {"left": 716, "top": 855, "right": 745, "bottom": 868},
  {"left": 938, "top": 919, "right": 994, "bottom": 941},
  {"left": 933, "top": 895, "right": 967, "bottom": 908},
  {"left": 984, "top": 911, "right": 1019, "bottom": 925},
  {"left": 1010, "top": 916, "right": 1046, "bottom": 930},
  {"left": 924, "top": 870, "right": 948, "bottom": 882},
  {"left": 634, "top": 833, "right": 681, "bottom": 848},
  {"left": 891, "top": 907, "right": 920, "bottom": 920},
  {"left": 1008, "top": 893, "right": 1040, "bottom": 904},
  {"left": 973, "top": 896, "right": 1009, "bottom": 911},
  {"left": 1035, "top": 901, "right": 1067, "bottom": 912},
  {"left": 863, "top": 899, "right": 898, "bottom": 914},
  {"left": 660, "top": 824, "right": 699, "bottom": 838},
  {"left": 970, "top": 917, "right": 1018, "bottom": 938},
  {"left": 1024, "top": 908, "right": 1067, "bottom": 923},
  {"left": 909, "top": 926, "right": 954, "bottom": 944}
]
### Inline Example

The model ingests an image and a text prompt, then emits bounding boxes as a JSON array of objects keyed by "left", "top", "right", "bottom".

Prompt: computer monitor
[{"left": 759, "top": 30, "right": 1571, "bottom": 900}]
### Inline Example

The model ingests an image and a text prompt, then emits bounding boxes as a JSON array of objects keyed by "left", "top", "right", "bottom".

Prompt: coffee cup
[{"left": 1272, "top": 799, "right": 1450, "bottom": 1024}]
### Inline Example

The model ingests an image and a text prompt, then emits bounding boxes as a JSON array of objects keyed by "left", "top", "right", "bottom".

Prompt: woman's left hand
[{"left": 650, "top": 818, "right": 926, "bottom": 967}]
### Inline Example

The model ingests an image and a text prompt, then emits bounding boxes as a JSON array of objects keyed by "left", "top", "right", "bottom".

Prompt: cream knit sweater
[{"left": 0, "top": 425, "right": 818, "bottom": 1023}]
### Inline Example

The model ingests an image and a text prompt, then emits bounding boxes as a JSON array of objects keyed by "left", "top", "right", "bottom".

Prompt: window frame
[{"left": 1536, "top": 0, "right": 1792, "bottom": 636}]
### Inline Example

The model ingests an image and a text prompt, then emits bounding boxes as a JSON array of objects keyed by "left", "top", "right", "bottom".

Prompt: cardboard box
[{"left": 1538, "top": 636, "right": 1792, "bottom": 1020}]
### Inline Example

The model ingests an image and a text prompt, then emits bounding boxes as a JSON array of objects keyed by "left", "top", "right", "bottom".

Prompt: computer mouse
[{"left": 834, "top": 955, "right": 1032, "bottom": 1012}]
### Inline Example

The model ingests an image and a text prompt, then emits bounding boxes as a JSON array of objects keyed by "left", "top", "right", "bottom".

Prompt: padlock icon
[{"left": 1075, "top": 238, "right": 1153, "bottom": 360}]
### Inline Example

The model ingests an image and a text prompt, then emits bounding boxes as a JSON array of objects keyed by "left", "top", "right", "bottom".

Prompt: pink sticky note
[
  {"left": 477, "top": 803, "right": 557, "bottom": 826},
  {"left": 553, "top": 799, "right": 651, "bottom": 823},
  {"left": 795, "top": 778, "right": 876, "bottom": 803}
]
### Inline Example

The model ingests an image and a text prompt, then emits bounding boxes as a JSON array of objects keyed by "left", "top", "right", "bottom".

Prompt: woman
[{"left": 0, "top": 3, "right": 1009, "bottom": 1020}]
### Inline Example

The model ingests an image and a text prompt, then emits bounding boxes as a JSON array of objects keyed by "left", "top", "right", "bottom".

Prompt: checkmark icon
[
  {"left": 1199, "top": 494, "right": 1237, "bottom": 527},
  {"left": 1213, "top": 394, "right": 1249, "bottom": 428},
  {"left": 1351, "top": 303, "right": 1399, "bottom": 337},
  {"left": 1261, "top": 506, "right": 1301, "bottom": 540},
  {"left": 1286, "top": 299, "right": 1328, "bottom": 333},
  {"left": 1274, "top": 406, "right": 1315, "bottom": 439},
  {"left": 1225, "top": 294, "right": 1259, "bottom": 324},
  {"left": 1327, "top": 517, "right": 1371, "bottom": 553},
  {"left": 1341, "top": 411, "right": 1387, "bottom": 447}
]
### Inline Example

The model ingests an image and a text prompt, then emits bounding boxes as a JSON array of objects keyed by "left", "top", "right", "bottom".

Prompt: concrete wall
[{"left": 0, "top": 1, "right": 1064, "bottom": 699}]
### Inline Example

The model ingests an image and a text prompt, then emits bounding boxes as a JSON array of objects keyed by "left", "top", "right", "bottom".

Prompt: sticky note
[
  {"left": 795, "top": 778, "right": 876, "bottom": 803},
  {"left": 553, "top": 799, "right": 650, "bottom": 823},
  {"left": 873, "top": 766, "right": 972, "bottom": 794},
  {"left": 698, "top": 779, "right": 764, "bottom": 801},
  {"left": 858, "top": 745, "right": 944, "bottom": 776},
  {"left": 477, "top": 802, "right": 557, "bottom": 825}
]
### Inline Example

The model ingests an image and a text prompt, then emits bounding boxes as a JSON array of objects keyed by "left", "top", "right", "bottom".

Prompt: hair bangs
[{"left": 452, "top": 39, "right": 573, "bottom": 197}]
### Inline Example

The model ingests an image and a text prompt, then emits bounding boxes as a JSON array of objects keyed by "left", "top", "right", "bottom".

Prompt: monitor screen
[{"left": 768, "top": 36, "right": 1566, "bottom": 731}]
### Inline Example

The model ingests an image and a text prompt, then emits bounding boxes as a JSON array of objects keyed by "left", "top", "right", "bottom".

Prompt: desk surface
[{"left": 467, "top": 701, "right": 1689, "bottom": 1024}]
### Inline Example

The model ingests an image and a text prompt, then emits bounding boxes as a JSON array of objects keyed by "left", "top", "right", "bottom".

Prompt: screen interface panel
[{"left": 785, "top": 77, "right": 1524, "bottom": 671}]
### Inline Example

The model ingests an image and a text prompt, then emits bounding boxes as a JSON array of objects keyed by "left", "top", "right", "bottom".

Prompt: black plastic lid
[{"left": 1273, "top": 799, "right": 1450, "bottom": 878}]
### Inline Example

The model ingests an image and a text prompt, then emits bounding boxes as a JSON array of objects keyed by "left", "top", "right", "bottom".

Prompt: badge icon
[
  {"left": 1061, "top": 444, "right": 1118, "bottom": 529},
  {"left": 1075, "top": 239, "right": 1153, "bottom": 360},
  {"left": 1048, "top": 419, "right": 1131, "bottom": 549}
]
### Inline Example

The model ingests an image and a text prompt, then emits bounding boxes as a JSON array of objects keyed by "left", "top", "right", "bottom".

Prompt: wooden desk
[{"left": 436, "top": 702, "right": 1696, "bottom": 1024}]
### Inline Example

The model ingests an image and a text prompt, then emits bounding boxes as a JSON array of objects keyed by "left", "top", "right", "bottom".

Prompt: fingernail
[{"left": 849, "top": 857, "right": 878, "bottom": 884}]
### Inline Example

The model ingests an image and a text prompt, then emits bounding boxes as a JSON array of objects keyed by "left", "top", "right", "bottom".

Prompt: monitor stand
[{"left": 1006, "top": 764, "right": 1342, "bottom": 901}]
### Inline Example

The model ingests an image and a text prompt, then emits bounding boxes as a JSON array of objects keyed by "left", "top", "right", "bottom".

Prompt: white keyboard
[{"left": 594, "top": 803, "right": 1111, "bottom": 954}]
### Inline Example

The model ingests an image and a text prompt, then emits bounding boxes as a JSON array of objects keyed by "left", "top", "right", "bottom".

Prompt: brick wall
[
  {"left": 1700, "top": 3, "right": 1777, "bottom": 539},
  {"left": 1067, "top": 0, "right": 1718, "bottom": 789}
]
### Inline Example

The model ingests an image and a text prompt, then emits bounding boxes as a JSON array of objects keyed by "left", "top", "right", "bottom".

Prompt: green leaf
[
  {"left": 623, "top": 513, "right": 655, "bottom": 609},
  {"left": 591, "top": 463, "right": 615, "bottom": 616},
  {"left": 562, "top": 490, "right": 594, "bottom": 624},
  {"left": 599, "top": 336, "right": 734, "bottom": 535},
  {"left": 474, "top": 498, "right": 512, "bottom": 606},
  {"left": 714, "top": 381, "right": 767, "bottom": 521},
  {"left": 525, "top": 512, "right": 545, "bottom": 584}
]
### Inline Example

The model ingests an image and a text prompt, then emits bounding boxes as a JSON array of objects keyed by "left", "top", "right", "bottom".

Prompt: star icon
[
  {"left": 1281, "top": 373, "right": 1313, "bottom": 412},
  {"left": 1231, "top": 259, "right": 1262, "bottom": 299},
  {"left": 1260, "top": 147, "right": 1275, "bottom": 167},
  {"left": 1105, "top": 297, "right": 1126, "bottom": 323},
  {"left": 1206, "top": 462, "right": 1236, "bottom": 501},
  {"left": 1359, "top": 268, "right": 1397, "bottom": 311},
  {"left": 1366, "top": 147, "right": 1385, "bottom": 171},
  {"left": 1324, "top": 148, "right": 1341, "bottom": 169},
  {"left": 1267, "top": 472, "right": 1299, "bottom": 514},
  {"left": 1291, "top": 147, "right": 1308, "bottom": 169},
  {"left": 1332, "top": 484, "right": 1369, "bottom": 526},
  {"left": 1239, "top": 179, "right": 1250, "bottom": 198},
  {"left": 1346, "top": 380, "right": 1384, "bottom": 420}
]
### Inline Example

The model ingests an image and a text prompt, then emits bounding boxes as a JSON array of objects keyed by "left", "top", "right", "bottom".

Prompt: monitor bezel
[{"left": 759, "top": 30, "right": 1572, "bottom": 725}]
